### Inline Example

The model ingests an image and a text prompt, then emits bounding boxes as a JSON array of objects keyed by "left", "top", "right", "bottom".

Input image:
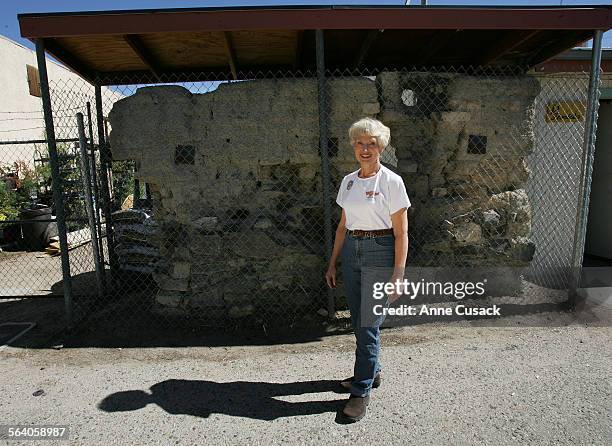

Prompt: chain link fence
[{"left": 1, "top": 64, "right": 603, "bottom": 332}]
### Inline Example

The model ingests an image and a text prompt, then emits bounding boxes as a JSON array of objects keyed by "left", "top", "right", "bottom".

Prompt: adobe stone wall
[{"left": 108, "top": 72, "right": 540, "bottom": 316}]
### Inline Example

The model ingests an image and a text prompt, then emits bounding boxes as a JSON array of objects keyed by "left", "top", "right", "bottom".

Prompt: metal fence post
[
  {"left": 133, "top": 177, "right": 141, "bottom": 204},
  {"left": 569, "top": 29, "right": 604, "bottom": 306},
  {"left": 316, "top": 29, "right": 335, "bottom": 318},
  {"left": 35, "top": 39, "right": 73, "bottom": 329},
  {"left": 76, "top": 113, "right": 105, "bottom": 298},
  {"left": 86, "top": 101, "right": 106, "bottom": 275},
  {"left": 94, "top": 84, "right": 118, "bottom": 282}
]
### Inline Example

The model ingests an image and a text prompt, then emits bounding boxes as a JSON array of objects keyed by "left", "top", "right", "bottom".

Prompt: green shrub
[{"left": 0, "top": 181, "right": 19, "bottom": 221}]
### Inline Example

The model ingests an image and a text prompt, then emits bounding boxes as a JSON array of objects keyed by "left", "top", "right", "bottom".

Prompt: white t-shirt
[{"left": 336, "top": 164, "right": 411, "bottom": 230}]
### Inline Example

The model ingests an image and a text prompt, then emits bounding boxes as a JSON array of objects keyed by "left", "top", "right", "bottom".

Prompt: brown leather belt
[{"left": 347, "top": 228, "right": 394, "bottom": 238}]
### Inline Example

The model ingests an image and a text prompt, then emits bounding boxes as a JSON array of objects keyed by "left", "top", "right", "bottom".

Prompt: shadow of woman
[{"left": 98, "top": 379, "right": 347, "bottom": 421}]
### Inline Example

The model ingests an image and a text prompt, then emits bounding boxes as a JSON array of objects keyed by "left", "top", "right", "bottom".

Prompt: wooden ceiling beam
[
  {"left": 42, "top": 38, "right": 96, "bottom": 84},
  {"left": 123, "top": 34, "right": 162, "bottom": 82},
  {"left": 354, "top": 29, "right": 384, "bottom": 69},
  {"left": 417, "top": 29, "right": 461, "bottom": 65},
  {"left": 479, "top": 30, "right": 540, "bottom": 65},
  {"left": 222, "top": 31, "right": 238, "bottom": 80},
  {"left": 293, "top": 30, "right": 304, "bottom": 71},
  {"left": 527, "top": 31, "right": 593, "bottom": 67},
  {"left": 95, "top": 65, "right": 302, "bottom": 85}
]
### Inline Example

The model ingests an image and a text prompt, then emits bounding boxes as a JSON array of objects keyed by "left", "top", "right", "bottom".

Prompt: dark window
[
  {"left": 467, "top": 135, "right": 487, "bottom": 154},
  {"left": 26, "top": 65, "right": 41, "bottom": 97},
  {"left": 174, "top": 145, "right": 195, "bottom": 164}
]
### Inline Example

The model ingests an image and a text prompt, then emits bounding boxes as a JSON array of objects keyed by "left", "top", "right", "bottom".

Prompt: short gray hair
[{"left": 348, "top": 117, "right": 391, "bottom": 149}]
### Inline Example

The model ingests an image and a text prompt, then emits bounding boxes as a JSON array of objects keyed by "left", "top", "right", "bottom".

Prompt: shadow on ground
[
  {"left": 98, "top": 379, "right": 349, "bottom": 422},
  {"left": 49, "top": 270, "right": 110, "bottom": 296},
  {"left": 3, "top": 295, "right": 609, "bottom": 351},
  {"left": 0, "top": 274, "right": 353, "bottom": 349},
  {"left": 2, "top": 269, "right": 610, "bottom": 350}
]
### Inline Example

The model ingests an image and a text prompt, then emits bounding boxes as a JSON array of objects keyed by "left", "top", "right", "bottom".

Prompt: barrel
[{"left": 19, "top": 204, "right": 58, "bottom": 251}]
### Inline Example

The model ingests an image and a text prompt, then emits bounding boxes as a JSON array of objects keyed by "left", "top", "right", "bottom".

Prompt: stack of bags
[{"left": 113, "top": 209, "right": 161, "bottom": 274}]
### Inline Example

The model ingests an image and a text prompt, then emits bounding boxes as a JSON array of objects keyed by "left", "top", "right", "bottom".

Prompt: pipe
[
  {"left": 86, "top": 101, "right": 105, "bottom": 274},
  {"left": 569, "top": 29, "right": 604, "bottom": 306},
  {"left": 316, "top": 29, "right": 335, "bottom": 318},
  {"left": 76, "top": 112, "right": 105, "bottom": 298},
  {"left": 35, "top": 38, "right": 73, "bottom": 329},
  {"left": 94, "top": 85, "right": 118, "bottom": 280}
]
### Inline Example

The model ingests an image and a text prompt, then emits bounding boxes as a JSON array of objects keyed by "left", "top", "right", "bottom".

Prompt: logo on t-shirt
[
  {"left": 347, "top": 180, "right": 354, "bottom": 190},
  {"left": 365, "top": 190, "right": 380, "bottom": 199}
]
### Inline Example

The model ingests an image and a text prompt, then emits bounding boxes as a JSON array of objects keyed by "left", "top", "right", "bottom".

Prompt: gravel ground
[{"left": 0, "top": 307, "right": 611, "bottom": 446}]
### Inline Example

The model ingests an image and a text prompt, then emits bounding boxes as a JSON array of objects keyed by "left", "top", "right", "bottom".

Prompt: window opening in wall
[
  {"left": 467, "top": 135, "right": 487, "bottom": 154},
  {"left": 174, "top": 144, "right": 195, "bottom": 164}
]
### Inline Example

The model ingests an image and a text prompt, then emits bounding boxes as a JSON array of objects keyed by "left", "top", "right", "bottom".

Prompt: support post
[
  {"left": 86, "top": 101, "right": 106, "bottom": 279},
  {"left": 133, "top": 178, "right": 141, "bottom": 205},
  {"left": 94, "top": 84, "right": 118, "bottom": 280},
  {"left": 76, "top": 112, "right": 105, "bottom": 298},
  {"left": 316, "top": 29, "right": 335, "bottom": 318},
  {"left": 35, "top": 39, "right": 73, "bottom": 329},
  {"left": 569, "top": 30, "right": 604, "bottom": 307}
]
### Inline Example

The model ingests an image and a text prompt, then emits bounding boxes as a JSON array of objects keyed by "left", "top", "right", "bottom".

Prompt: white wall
[
  {"left": 525, "top": 72, "right": 612, "bottom": 287},
  {"left": 0, "top": 35, "right": 122, "bottom": 166}
]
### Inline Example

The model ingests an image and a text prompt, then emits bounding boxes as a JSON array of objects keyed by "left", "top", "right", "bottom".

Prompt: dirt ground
[
  {"left": 0, "top": 242, "right": 102, "bottom": 297},
  {"left": 0, "top": 302, "right": 610, "bottom": 446}
]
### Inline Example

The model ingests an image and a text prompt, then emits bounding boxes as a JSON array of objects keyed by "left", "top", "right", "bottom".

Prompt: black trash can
[{"left": 19, "top": 204, "right": 58, "bottom": 251}]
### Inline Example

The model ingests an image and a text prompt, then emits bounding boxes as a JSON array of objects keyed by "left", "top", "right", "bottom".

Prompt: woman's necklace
[{"left": 359, "top": 163, "right": 381, "bottom": 179}]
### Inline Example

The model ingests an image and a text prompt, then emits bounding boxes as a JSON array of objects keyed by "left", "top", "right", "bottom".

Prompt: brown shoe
[
  {"left": 339, "top": 372, "right": 381, "bottom": 392},
  {"left": 341, "top": 394, "right": 370, "bottom": 422}
]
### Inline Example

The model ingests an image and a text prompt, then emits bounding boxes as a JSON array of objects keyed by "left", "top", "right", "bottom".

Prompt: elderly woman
[{"left": 325, "top": 117, "right": 410, "bottom": 422}]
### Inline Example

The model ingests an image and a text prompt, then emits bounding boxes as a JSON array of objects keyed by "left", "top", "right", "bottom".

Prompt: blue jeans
[{"left": 340, "top": 232, "right": 395, "bottom": 397}]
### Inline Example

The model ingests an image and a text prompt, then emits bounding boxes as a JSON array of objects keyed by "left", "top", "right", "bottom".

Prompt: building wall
[
  {"left": 109, "top": 72, "right": 539, "bottom": 316},
  {"left": 525, "top": 72, "right": 612, "bottom": 287},
  {"left": 0, "top": 35, "right": 121, "bottom": 166}
]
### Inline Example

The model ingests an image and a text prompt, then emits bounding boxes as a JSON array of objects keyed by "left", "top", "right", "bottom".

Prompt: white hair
[{"left": 348, "top": 117, "right": 391, "bottom": 149}]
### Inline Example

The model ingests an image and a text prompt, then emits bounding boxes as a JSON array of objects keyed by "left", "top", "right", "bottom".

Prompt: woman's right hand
[{"left": 325, "top": 264, "right": 337, "bottom": 289}]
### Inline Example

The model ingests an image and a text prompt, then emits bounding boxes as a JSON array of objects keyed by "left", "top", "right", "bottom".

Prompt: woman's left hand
[
  {"left": 325, "top": 265, "right": 337, "bottom": 289},
  {"left": 386, "top": 270, "right": 404, "bottom": 303}
]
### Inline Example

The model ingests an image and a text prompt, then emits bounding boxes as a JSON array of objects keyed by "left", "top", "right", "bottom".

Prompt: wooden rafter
[
  {"left": 222, "top": 31, "right": 238, "bottom": 80},
  {"left": 123, "top": 34, "right": 162, "bottom": 81},
  {"left": 417, "top": 30, "right": 461, "bottom": 65},
  {"left": 293, "top": 30, "right": 304, "bottom": 71},
  {"left": 42, "top": 38, "right": 95, "bottom": 83},
  {"left": 479, "top": 30, "right": 540, "bottom": 65},
  {"left": 354, "top": 29, "right": 384, "bottom": 69}
]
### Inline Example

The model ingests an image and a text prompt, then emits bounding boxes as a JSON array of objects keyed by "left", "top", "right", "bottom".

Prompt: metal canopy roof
[{"left": 18, "top": 5, "right": 612, "bottom": 85}]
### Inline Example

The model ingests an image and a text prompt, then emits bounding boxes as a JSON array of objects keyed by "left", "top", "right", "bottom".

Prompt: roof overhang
[
  {"left": 18, "top": 5, "right": 612, "bottom": 85},
  {"left": 537, "top": 48, "right": 612, "bottom": 73}
]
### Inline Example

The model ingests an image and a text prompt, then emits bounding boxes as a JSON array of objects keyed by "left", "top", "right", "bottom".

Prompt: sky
[{"left": 1, "top": 0, "right": 611, "bottom": 51}]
